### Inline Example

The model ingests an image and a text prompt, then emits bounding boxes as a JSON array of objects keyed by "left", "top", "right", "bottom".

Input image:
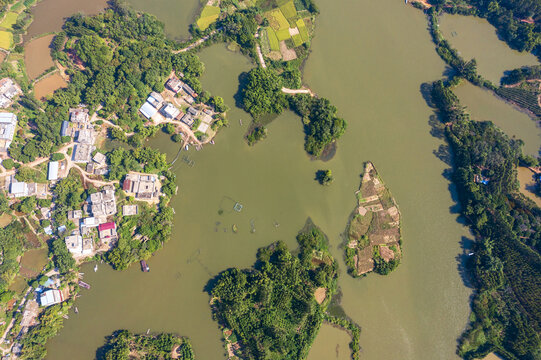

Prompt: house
[
  {"left": 166, "top": 77, "right": 183, "bottom": 93},
  {"left": 9, "top": 182, "right": 28, "bottom": 198},
  {"left": 203, "top": 108, "right": 213, "bottom": 115},
  {"left": 0, "top": 78, "right": 22, "bottom": 108},
  {"left": 76, "top": 127, "right": 96, "bottom": 145},
  {"left": 122, "top": 172, "right": 161, "bottom": 200},
  {"left": 47, "top": 161, "right": 59, "bottom": 181},
  {"left": 39, "top": 289, "right": 64, "bottom": 307},
  {"left": 182, "top": 83, "right": 198, "bottom": 98},
  {"left": 147, "top": 92, "right": 164, "bottom": 108},
  {"left": 181, "top": 114, "right": 194, "bottom": 127},
  {"left": 187, "top": 107, "right": 198, "bottom": 116},
  {"left": 140, "top": 102, "right": 158, "bottom": 119},
  {"left": 72, "top": 143, "right": 95, "bottom": 163},
  {"left": 65, "top": 233, "right": 83, "bottom": 254},
  {"left": 160, "top": 103, "right": 180, "bottom": 119},
  {"left": 67, "top": 210, "right": 82, "bottom": 221},
  {"left": 89, "top": 187, "right": 117, "bottom": 217},
  {"left": 0, "top": 112, "right": 17, "bottom": 150},
  {"left": 98, "top": 222, "right": 117, "bottom": 242},
  {"left": 92, "top": 152, "right": 107, "bottom": 168},
  {"left": 122, "top": 204, "right": 138, "bottom": 216},
  {"left": 69, "top": 107, "right": 89, "bottom": 123}
]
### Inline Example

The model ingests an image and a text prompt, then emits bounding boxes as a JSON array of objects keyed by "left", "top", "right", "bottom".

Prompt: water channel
[{"left": 41, "top": 0, "right": 540, "bottom": 359}]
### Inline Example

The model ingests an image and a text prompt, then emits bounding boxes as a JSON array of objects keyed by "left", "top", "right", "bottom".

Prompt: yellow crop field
[
  {"left": 265, "top": 9, "right": 289, "bottom": 31},
  {"left": 266, "top": 27, "right": 280, "bottom": 51},
  {"left": 197, "top": 6, "right": 220, "bottom": 30},
  {"left": 0, "top": 12, "right": 18, "bottom": 30},
  {"left": 279, "top": 0, "right": 297, "bottom": 19},
  {"left": 276, "top": 28, "right": 290, "bottom": 41},
  {"left": 296, "top": 18, "right": 309, "bottom": 43},
  {"left": 292, "top": 33, "right": 303, "bottom": 47},
  {"left": 0, "top": 31, "right": 13, "bottom": 49}
]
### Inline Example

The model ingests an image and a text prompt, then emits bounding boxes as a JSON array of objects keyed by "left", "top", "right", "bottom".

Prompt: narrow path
[
  {"left": 256, "top": 45, "right": 266, "bottom": 69},
  {"left": 0, "top": 286, "right": 32, "bottom": 355},
  {"left": 173, "top": 29, "right": 220, "bottom": 54},
  {"left": 281, "top": 87, "right": 315, "bottom": 96}
]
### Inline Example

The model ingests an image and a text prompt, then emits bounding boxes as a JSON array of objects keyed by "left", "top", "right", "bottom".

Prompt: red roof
[
  {"left": 122, "top": 179, "right": 132, "bottom": 191},
  {"left": 99, "top": 222, "right": 116, "bottom": 231}
]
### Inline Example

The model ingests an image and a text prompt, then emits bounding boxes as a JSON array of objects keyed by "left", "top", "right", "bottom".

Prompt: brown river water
[{"left": 34, "top": 0, "right": 539, "bottom": 359}]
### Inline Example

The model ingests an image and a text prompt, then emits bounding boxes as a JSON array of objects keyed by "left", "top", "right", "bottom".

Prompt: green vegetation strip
[{"left": 267, "top": 27, "right": 280, "bottom": 51}]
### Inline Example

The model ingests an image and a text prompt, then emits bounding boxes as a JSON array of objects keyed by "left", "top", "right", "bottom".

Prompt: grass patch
[
  {"left": 266, "top": 27, "right": 280, "bottom": 51},
  {"left": 0, "top": 12, "right": 18, "bottom": 29},
  {"left": 296, "top": 18, "right": 309, "bottom": 42},
  {"left": 260, "top": 28, "right": 271, "bottom": 54},
  {"left": 265, "top": 8, "right": 289, "bottom": 30},
  {"left": 0, "top": 31, "right": 13, "bottom": 49},
  {"left": 23, "top": 0, "right": 36, "bottom": 7},
  {"left": 292, "top": 33, "right": 303, "bottom": 47},
  {"left": 197, "top": 6, "right": 220, "bottom": 30},
  {"left": 10, "top": 1, "right": 25, "bottom": 13},
  {"left": 276, "top": 28, "right": 290, "bottom": 41},
  {"left": 279, "top": 0, "right": 297, "bottom": 19}
]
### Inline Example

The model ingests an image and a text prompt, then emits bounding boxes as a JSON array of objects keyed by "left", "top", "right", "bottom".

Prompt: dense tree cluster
[
  {"left": 106, "top": 147, "right": 168, "bottom": 180},
  {"left": 210, "top": 224, "right": 338, "bottom": 360},
  {"left": 97, "top": 330, "right": 195, "bottom": 360},
  {"left": 0, "top": 221, "right": 25, "bottom": 294},
  {"left": 289, "top": 95, "right": 347, "bottom": 157},
  {"left": 240, "top": 68, "right": 287, "bottom": 118},
  {"left": 501, "top": 65, "right": 541, "bottom": 85},
  {"left": 431, "top": 81, "right": 541, "bottom": 359}
]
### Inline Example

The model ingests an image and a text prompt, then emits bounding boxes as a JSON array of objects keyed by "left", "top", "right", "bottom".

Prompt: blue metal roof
[{"left": 139, "top": 102, "right": 157, "bottom": 119}]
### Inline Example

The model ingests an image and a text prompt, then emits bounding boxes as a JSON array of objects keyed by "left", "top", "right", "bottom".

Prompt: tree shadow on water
[{"left": 456, "top": 236, "right": 475, "bottom": 288}]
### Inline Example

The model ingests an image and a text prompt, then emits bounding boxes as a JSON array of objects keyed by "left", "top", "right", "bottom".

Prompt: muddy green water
[
  {"left": 126, "top": 0, "right": 202, "bottom": 41},
  {"left": 439, "top": 14, "right": 539, "bottom": 84},
  {"left": 454, "top": 82, "right": 541, "bottom": 156},
  {"left": 43, "top": 0, "right": 541, "bottom": 359}
]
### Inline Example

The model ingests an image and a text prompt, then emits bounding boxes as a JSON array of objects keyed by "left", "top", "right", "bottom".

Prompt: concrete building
[
  {"left": 0, "top": 78, "right": 22, "bottom": 108},
  {"left": 76, "top": 127, "right": 96, "bottom": 145},
  {"left": 98, "top": 222, "right": 117, "bottom": 243},
  {"left": 9, "top": 182, "right": 28, "bottom": 198},
  {"left": 160, "top": 103, "right": 180, "bottom": 119},
  {"left": 147, "top": 92, "right": 164, "bottom": 108},
  {"left": 187, "top": 107, "right": 198, "bottom": 116},
  {"left": 0, "top": 112, "right": 17, "bottom": 150},
  {"left": 166, "top": 77, "right": 183, "bottom": 93},
  {"left": 72, "top": 143, "right": 95, "bottom": 163},
  {"left": 39, "top": 289, "right": 64, "bottom": 307},
  {"left": 65, "top": 233, "right": 83, "bottom": 254},
  {"left": 122, "top": 204, "right": 138, "bottom": 216},
  {"left": 181, "top": 114, "right": 194, "bottom": 127},
  {"left": 92, "top": 152, "right": 107, "bottom": 168},
  {"left": 122, "top": 172, "right": 161, "bottom": 200},
  {"left": 47, "top": 161, "right": 59, "bottom": 181},
  {"left": 89, "top": 186, "right": 117, "bottom": 217},
  {"left": 182, "top": 83, "right": 198, "bottom": 98},
  {"left": 69, "top": 107, "right": 89, "bottom": 123},
  {"left": 67, "top": 210, "right": 82, "bottom": 221}
]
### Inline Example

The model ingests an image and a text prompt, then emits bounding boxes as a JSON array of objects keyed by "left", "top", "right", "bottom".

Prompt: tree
[
  {"left": 315, "top": 169, "right": 333, "bottom": 185},
  {"left": 240, "top": 68, "right": 287, "bottom": 118}
]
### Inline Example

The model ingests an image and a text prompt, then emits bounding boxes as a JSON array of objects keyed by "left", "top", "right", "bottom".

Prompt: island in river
[{"left": 344, "top": 162, "right": 402, "bottom": 276}]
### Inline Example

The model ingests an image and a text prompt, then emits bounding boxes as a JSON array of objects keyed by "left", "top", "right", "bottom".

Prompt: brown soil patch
[
  {"left": 314, "top": 287, "right": 326, "bottom": 304},
  {"left": 517, "top": 166, "right": 541, "bottom": 207},
  {"left": 279, "top": 41, "right": 297, "bottom": 61},
  {"left": 34, "top": 72, "right": 67, "bottom": 99},
  {"left": 379, "top": 246, "right": 395, "bottom": 262},
  {"left": 25, "top": 34, "right": 55, "bottom": 80}
]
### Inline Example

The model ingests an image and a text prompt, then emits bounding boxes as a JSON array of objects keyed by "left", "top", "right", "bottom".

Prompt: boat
[
  {"left": 185, "top": 145, "right": 189, "bottom": 151},
  {"left": 93, "top": 264, "right": 98, "bottom": 272},
  {"left": 232, "top": 224, "right": 238, "bottom": 233},
  {"left": 78, "top": 281, "right": 91, "bottom": 289},
  {"left": 210, "top": 140, "right": 215, "bottom": 145},
  {"left": 74, "top": 307, "right": 79, "bottom": 314},
  {"left": 140, "top": 260, "right": 150, "bottom": 272},
  {"left": 239, "top": 119, "right": 243, "bottom": 126},
  {"left": 405, "top": 0, "right": 408, "bottom": 3}
]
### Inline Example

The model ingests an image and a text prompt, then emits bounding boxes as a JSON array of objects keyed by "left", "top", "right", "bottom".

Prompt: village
[{"left": 0, "top": 71, "right": 223, "bottom": 358}]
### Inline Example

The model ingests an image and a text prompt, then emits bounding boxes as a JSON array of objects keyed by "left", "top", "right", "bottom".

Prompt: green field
[
  {"left": 10, "top": 1, "right": 25, "bottom": 13},
  {"left": 197, "top": 5, "right": 220, "bottom": 30},
  {"left": 296, "top": 18, "right": 309, "bottom": 42},
  {"left": 265, "top": 8, "right": 289, "bottom": 30},
  {"left": 279, "top": 0, "right": 297, "bottom": 19},
  {"left": 266, "top": 27, "right": 280, "bottom": 51},
  {"left": 0, "top": 12, "right": 18, "bottom": 29},
  {"left": 276, "top": 28, "right": 290, "bottom": 41},
  {"left": 292, "top": 33, "right": 303, "bottom": 47},
  {"left": 0, "top": 31, "right": 13, "bottom": 49}
]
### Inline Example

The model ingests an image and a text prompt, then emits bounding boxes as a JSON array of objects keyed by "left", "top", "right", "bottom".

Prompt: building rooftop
[
  {"left": 39, "top": 289, "right": 64, "bottom": 307},
  {"left": 140, "top": 102, "right": 158, "bottom": 119},
  {"left": 122, "top": 204, "right": 138, "bottom": 216},
  {"left": 69, "top": 108, "right": 89, "bottom": 123},
  {"left": 48, "top": 161, "right": 59, "bottom": 181},
  {"left": 72, "top": 144, "right": 95, "bottom": 163}
]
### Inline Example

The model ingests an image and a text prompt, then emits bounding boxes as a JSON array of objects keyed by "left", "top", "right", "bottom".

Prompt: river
[{"left": 43, "top": 1, "right": 541, "bottom": 360}]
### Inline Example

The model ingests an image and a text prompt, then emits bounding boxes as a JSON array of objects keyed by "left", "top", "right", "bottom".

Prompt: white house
[
  {"left": 47, "top": 161, "right": 59, "bottom": 181},
  {"left": 39, "top": 289, "right": 64, "bottom": 307}
]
